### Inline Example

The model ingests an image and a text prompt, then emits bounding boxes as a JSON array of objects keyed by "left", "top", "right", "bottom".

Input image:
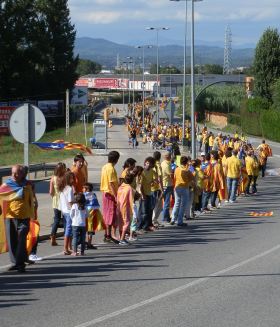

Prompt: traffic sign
[{"left": 9, "top": 103, "right": 46, "bottom": 166}]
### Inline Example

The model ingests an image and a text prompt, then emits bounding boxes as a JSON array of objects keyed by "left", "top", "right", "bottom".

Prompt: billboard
[
  {"left": 0, "top": 107, "right": 15, "bottom": 135},
  {"left": 130, "top": 80, "right": 157, "bottom": 91},
  {"left": 37, "top": 100, "right": 64, "bottom": 117},
  {"left": 71, "top": 86, "right": 88, "bottom": 106},
  {"left": 90, "top": 78, "right": 129, "bottom": 89}
]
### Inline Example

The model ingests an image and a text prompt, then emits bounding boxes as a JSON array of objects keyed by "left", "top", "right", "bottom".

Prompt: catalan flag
[{"left": 249, "top": 211, "right": 274, "bottom": 217}]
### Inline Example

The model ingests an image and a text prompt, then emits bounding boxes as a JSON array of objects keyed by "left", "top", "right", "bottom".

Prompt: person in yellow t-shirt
[
  {"left": 209, "top": 132, "right": 215, "bottom": 152},
  {"left": 100, "top": 151, "right": 120, "bottom": 243},
  {"left": 151, "top": 151, "right": 163, "bottom": 227},
  {"left": 119, "top": 158, "right": 136, "bottom": 187},
  {"left": 138, "top": 157, "right": 156, "bottom": 232},
  {"left": 161, "top": 152, "right": 174, "bottom": 222},
  {"left": 225, "top": 149, "right": 241, "bottom": 202},
  {"left": 0, "top": 165, "right": 35, "bottom": 273},
  {"left": 170, "top": 156, "right": 194, "bottom": 226}
]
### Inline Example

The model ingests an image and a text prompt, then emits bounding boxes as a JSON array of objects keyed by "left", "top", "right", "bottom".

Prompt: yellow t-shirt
[
  {"left": 100, "top": 163, "right": 118, "bottom": 195},
  {"left": 245, "top": 156, "right": 255, "bottom": 176},
  {"left": 209, "top": 136, "right": 215, "bottom": 147},
  {"left": 141, "top": 169, "right": 154, "bottom": 196},
  {"left": 174, "top": 166, "right": 193, "bottom": 188},
  {"left": 226, "top": 156, "right": 241, "bottom": 179},
  {"left": 151, "top": 161, "right": 162, "bottom": 192},
  {"left": 6, "top": 184, "right": 34, "bottom": 219},
  {"left": 161, "top": 160, "right": 173, "bottom": 187},
  {"left": 120, "top": 168, "right": 137, "bottom": 190}
]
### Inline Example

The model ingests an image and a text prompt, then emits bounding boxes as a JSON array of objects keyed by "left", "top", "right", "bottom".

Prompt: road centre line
[{"left": 74, "top": 243, "right": 280, "bottom": 327}]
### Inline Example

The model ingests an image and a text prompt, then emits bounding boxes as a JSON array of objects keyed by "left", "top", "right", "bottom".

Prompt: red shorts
[{"left": 102, "top": 193, "right": 117, "bottom": 227}]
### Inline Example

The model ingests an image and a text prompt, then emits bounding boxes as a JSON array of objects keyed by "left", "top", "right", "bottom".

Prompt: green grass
[
  {"left": 203, "top": 122, "right": 243, "bottom": 135},
  {"left": 0, "top": 122, "right": 93, "bottom": 166}
]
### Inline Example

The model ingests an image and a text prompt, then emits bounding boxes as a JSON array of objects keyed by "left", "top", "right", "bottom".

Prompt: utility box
[{"left": 92, "top": 119, "right": 107, "bottom": 149}]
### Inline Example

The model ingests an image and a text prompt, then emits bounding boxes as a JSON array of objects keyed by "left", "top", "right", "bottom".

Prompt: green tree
[
  {"left": 202, "top": 64, "right": 223, "bottom": 74},
  {"left": 76, "top": 59, "right": 102, "bottom": 76},
  {"left": 271, "top": 78, "right": 280, "bottom": 110},
  {"left": 253, "top": 28, "right": 280, "bottom": 101},
  {"left": 149, "top": 64, "right": 181, "bottom": 74},
  {"left": 0, "top": 0, "right": 78, "bottom": 100}
]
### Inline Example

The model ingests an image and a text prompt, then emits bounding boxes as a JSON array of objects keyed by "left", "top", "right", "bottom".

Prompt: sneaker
[
  {"left": 119, "top": 240, "right": 129, "bottom": 246},
  {"left": 87, "top": 244, "right": 98, "bottom": 249},
  {"left": 29, "top": 254, "right": 43, "bottom": 261},
  {"left": 110, "top": 237, "right": 120, "bottom": 244},
  {"left": 128, "top": 237, "right": 137, "bottom": 242},
  {"left": 7, "top": 265, "right": 19, "bottom": 271},
  {"left": 170, "top": 221, "right": 175, "bottom": 225},
  {"left": 229, "top": 200, "right": 235, "bottom": 203}
]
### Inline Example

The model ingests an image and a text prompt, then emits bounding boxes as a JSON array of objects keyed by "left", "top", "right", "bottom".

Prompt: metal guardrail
[{"left": 0, "top": 163, "right": 56, "bottom": 184}]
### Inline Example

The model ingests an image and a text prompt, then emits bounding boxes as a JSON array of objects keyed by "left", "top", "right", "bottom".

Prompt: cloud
[{"left": 73, "top": 11, "right": 122, "bottom": 24}]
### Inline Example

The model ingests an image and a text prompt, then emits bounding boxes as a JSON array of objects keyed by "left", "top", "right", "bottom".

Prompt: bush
[
  {"left": 261, "top": 109, "right": 280, "bottom": 142},
  {"left": 228, "top": 113, "right": 241, "bottom": 126}
]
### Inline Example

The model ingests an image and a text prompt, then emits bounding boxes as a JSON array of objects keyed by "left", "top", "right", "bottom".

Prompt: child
[
  {"left": 83, "top": 182, "right": 100, "bottom": 249},
  {"left": 59, "top": 171, "right": 75, "bottom": 255},
  {"left": 70, "top": 193, "right": 87, "bottom": 256},
  {"left": 117, "top": 173, "right": 135, "bottom": 245},
  {"left": 130, "top": 166, "right": 144, "bottom": 239}
]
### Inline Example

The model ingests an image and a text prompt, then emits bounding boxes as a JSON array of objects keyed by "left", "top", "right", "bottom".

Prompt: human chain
[{"left": 0, "top": 125, "right": 272, "bottom": 272}]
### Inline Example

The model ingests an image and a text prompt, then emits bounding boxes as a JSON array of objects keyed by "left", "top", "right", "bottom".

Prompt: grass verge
[{"left": 0, "top": 122, "right": 93, "bottom": 166}]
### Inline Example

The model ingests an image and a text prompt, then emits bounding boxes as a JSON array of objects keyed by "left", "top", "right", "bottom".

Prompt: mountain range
[{"left": 74, "top": 37, "right": 255, "bottom": 69}]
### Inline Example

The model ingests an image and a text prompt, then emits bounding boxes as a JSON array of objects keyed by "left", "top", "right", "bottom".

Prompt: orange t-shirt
[{"left": 71, "top": 167, "right": 86, "bottom": 193}]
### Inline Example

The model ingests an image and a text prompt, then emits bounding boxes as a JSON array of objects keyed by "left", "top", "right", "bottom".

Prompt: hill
[{"left": 74, "top": 37, "right": 255, "bottom": 69}]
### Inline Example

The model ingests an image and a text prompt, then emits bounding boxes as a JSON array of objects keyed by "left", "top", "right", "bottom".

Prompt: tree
[
  {"left": 76, "top": 59, "right": 102, "bottom": 76},
  {"left": 253, "top": 28, "right": 280, "bottom": 101},
  {"left": 202, "top": 64, "right": 223, "bottom": 75},
  {"left": 150, "top": 64, "right": 181, "bottom": 74},
  {"left": 0, "top": 0, "right": 78, "bottom": 100},
  {"left": 271, "top": 78, "right": 280, "bottom": 110}
]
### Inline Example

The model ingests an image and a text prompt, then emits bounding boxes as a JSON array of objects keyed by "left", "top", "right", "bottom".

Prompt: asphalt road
[{"left": 1, "top": 118, "right": 280, "bottom": 327}]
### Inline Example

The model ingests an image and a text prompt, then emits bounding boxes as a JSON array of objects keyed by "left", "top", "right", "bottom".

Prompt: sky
[{"left": 69, "top": 0, "right": 280, "bottom": 48}]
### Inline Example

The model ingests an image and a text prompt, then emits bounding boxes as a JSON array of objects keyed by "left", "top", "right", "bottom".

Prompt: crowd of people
[{"left": 0, "top": 120, "right": 273, "bottom": 272}]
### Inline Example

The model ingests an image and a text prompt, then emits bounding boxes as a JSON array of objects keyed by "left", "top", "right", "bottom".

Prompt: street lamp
[
  {"left": 136, "top": 45, "right": 153, "bottom": 124},
  {"left": 122, "top": 59, "right": 133, "bottom": 116},
  {"left": 146, "top": 27, "right": 170, "bottom": 125},
  {"left": 170, "top": 0, "right": 202, "bottom": 159}
]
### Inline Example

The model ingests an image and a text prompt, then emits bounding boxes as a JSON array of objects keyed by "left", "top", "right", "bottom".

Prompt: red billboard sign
[
  {"left": 0, "top": 106, "right": 15, "bottom": 135},
  {"left": 91, "top": 78, "right": 129, "bottom": 89}
]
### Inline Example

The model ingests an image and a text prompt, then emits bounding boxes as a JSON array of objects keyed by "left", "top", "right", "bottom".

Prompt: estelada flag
[{"left": 33, "top": 140, "right": 92, "bottom": 154}]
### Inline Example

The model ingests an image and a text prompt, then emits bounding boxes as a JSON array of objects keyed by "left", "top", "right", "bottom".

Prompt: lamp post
[
  {"left": 146, "top": 27, "right": 169, "bottom": 125},
  {"left": 122, "top": 60, "right": 133, "bottom": 116},
  {"left": 136, "top": 45, "right": 153, "bottom": 124},
  {"left": 170, "top": 0, "right": 202, "bottom": 159},
  {"left": 126, "top": 57, "right": 133, "bottom": 105}
]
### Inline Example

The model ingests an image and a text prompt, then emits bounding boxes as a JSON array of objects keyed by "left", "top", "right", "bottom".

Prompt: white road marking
[{"left": 74, "top": 243, "right": 280, "bottom": 327}]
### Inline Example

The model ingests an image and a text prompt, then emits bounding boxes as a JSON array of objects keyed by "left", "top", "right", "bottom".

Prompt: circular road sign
[{"left": 9, "top": 104, "right": 46, "bottom": 143}]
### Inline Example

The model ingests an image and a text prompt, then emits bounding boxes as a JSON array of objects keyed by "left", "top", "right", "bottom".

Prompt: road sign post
[{"left": 9, "top": 104, "right": 46, "bottom": 167}]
